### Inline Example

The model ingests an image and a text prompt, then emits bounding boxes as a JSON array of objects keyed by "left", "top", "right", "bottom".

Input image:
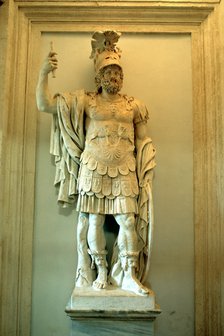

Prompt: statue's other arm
[
  {"left": 36, "top": 51, "right": 58, "bottom": 114},
  {"left": 135, "top": 121, "right": 148, "bottom": 148},
  {"left": 134, "top": 108, "right": 154, "bottom": 187}
]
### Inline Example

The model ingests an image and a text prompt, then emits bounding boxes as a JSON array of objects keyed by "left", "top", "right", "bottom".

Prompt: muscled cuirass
[
  {"left": 78, "top": 93, "right": 139, "bottom": 200},
  {"left": 82, "top": 94, "right": 136, "bottom": 173}
]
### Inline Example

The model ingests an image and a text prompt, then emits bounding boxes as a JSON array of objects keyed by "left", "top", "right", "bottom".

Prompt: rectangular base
[
  {"left": 66, "top": 286, "right": 161, "bottom": 320},
  {"left": 66, "top": 287, "right": 161, "bottom": 335}
]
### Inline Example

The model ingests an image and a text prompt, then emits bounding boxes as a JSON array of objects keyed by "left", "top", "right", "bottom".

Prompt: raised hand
[
  {"left": 36, "top": 47, "right": 58, "bottom": 114},
  {"left": 40, "top": 50, "right": 58, "bottom": 77}
]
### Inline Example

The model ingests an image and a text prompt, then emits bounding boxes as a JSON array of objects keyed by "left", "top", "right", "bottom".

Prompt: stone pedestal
[{"left": 66, "top": 287, "right": 161, "bottom": 336}]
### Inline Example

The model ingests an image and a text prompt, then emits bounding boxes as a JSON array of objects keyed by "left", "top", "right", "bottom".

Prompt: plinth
[{"left": 66, "top": 287, "right": 161, "bottom": 336}]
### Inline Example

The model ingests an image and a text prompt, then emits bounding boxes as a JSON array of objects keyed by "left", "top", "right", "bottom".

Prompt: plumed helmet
[{"left": 90, "top": 30, "right": 122, "bottom": 74}]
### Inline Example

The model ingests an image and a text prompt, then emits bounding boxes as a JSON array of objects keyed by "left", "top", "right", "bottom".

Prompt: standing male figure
[{"left": 36, "top": 31, "right": 156, "bottom": 296}]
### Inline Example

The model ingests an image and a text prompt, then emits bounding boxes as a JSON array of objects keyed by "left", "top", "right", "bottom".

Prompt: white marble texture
[
  {"left": 66, "top": 286, "right": 160, "bottom": 318},
  {"left": 36, "top": 30, "right": 156, "bottom": 297},
  {"left": 67, "top": 287, "right": 161, "bottom": 335}
]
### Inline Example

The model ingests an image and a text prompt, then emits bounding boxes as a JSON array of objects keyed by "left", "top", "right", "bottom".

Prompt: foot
[
  {"left": 75, "top": 268, "right": 94, "bottom": 287},
  {"left": 122, "top": 272, "right": 150, "bottom": 296},
  {"left": 92, "top": 266, "right": 108, "bottom": 290}
]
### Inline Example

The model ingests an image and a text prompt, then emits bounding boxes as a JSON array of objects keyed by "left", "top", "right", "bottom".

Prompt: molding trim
[
  {"left": 19, "top": 2, "right": 214, "bottom": 27},
  {"left": 14, "top": 0, "right": 221, "bottom": 4},
  {"left": 0, "top": 1, "right": 223, "bottom": 336}
]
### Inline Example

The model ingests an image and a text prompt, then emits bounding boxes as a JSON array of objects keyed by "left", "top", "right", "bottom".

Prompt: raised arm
[{"left": 36, "top": 51, "right": 58, "bottom": 114}]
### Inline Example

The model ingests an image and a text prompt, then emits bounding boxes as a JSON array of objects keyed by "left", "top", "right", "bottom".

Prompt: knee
[
  {"left": 89, "top": 214, "right": 105, "bottom": 229},
  {"left": 123, "top": 215, "right": 136, "bottom": 232},
  {"left": 78, "top": 213, "right": 88, "bottom": 227},
  {"left": 77, "top": 213, "right": 88, "bottom": 239}
]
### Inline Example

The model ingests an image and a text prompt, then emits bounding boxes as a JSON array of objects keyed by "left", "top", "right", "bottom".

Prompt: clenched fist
[{"left": 40, "top": 51, "right": 58, "bottom": 76}]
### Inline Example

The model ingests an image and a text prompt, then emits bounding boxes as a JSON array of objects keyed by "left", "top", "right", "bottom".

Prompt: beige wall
[{"left": 32, "top": 33, "right": 193, "bottom": 336}]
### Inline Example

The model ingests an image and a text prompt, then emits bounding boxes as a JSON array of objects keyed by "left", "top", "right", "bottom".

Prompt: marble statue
[{"left": 36, "top": 31, "right": 156, "bottom": 296}]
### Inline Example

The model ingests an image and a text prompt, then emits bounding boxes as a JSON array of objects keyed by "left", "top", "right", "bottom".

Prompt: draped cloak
[{"left": 50, "top": 89, "right": 156, "bottom": 284}]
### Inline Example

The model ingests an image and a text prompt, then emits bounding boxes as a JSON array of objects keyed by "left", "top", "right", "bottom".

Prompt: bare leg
[
  {"left": 88, "top": 213, "right": 106, "bottom": 251},
  {"left": 115, "top": 213, "right": 138, "bottom": 252},
  {"left": 76, "top": 212, "right": 94, "bottom": 287},
  {"left": 114, "top": 213, "right": 149, "bottom": 296},
  {"left": 87, "top": 214, "right": 108, "bottom": 289}
]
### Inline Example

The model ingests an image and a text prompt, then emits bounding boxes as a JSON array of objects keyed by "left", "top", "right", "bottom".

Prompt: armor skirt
[{"left": 76, "top": 163, "right": 139, "bottom": 214}]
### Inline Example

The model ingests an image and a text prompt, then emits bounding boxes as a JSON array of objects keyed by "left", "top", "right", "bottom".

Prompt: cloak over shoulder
[{"left": 50, "top": 90, "right": 86, "bottom": 207}]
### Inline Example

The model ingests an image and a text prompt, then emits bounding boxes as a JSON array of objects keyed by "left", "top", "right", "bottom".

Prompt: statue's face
[{"left": 101, "top": 65, "right": 123, "bottom": 94}]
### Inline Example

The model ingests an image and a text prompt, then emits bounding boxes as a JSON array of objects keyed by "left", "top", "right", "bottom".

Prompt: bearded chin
[
  {"left": 106, "top": 85, "right": 120, "bottom": 94},
  {"left": 102, "top": 80, "right": 122, "bottom": 94}
]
